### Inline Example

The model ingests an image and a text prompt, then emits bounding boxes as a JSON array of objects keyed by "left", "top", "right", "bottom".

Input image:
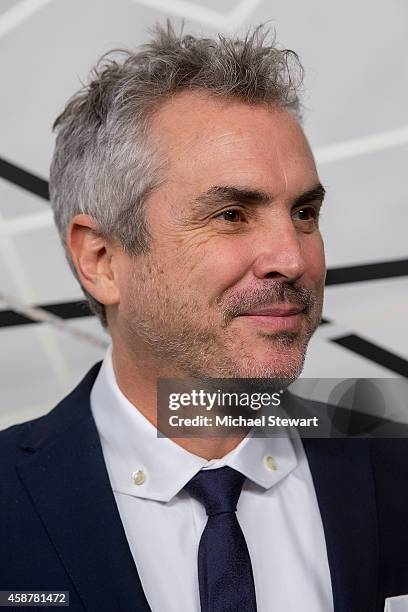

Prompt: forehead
[{"left": 150, "top": 90, "right": 318, "bottom": 198}]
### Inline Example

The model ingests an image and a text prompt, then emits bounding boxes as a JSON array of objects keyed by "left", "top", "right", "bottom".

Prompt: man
[{"left": 1, "top": 22, "right": 407, "bottom": 612}]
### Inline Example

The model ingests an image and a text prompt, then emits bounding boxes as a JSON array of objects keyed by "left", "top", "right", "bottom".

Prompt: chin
[
  {"left": 234, "top": 342, "right": 307, "bottom": 382},
  {"left": 240, "top": 364, "right": 303, "bottom": 383}
]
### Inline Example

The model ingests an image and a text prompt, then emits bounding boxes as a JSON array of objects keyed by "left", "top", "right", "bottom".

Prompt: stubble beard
[{"left": 121, "top": 260, "right": 322, "bottom": 385}]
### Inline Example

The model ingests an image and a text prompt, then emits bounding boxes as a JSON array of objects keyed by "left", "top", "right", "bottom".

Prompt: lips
[
  {"left": 236, "top": 303, "right": 306, "bottom": 332},
  {"left": 240, "top": 304, "right": 306, "bottom": 317}
]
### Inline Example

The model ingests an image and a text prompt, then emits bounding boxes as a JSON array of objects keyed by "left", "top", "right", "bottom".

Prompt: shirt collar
[{"left": 90, "top": 346, "right": 298, "bottom": 502}]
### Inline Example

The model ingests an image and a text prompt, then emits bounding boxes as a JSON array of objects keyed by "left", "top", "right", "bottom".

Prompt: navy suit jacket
[{"left": 1, "top": 362, "right": 408, "bottom": 611}]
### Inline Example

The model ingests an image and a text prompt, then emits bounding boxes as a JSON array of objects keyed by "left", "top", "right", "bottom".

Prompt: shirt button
[
  {"left": 132, "top": 470, "right": 146, "bottom": 485},
  {"left": 264, "top": 455, "right": 278, "bottom": 471}
]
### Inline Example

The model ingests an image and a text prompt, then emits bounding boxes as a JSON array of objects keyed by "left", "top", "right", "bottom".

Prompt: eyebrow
[{"left": 191, "top": 183, "right": 326, "bottom": 217}]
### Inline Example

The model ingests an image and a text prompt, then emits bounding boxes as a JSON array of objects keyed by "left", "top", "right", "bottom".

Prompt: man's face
[{"left": 114, "top": 91, "right": 326, "bottom": 381}]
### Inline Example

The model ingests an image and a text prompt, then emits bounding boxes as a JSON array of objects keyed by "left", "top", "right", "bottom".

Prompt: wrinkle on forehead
[{"left": 150, "top": 91, "right": 317, "bottom": 198}]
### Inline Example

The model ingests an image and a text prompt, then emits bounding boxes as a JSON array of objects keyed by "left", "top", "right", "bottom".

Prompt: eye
[
  {"left": 292, "top": 206, "right": 320, "bottom": 229},
  {"left": 215, "top": 208, "right": 246, "bottom": 223},
  {"left": 293, "top": 207, "right": 317, "bottom": 220}
]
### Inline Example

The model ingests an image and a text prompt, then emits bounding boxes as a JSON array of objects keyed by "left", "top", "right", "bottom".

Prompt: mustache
[{"left": 218, "top": 282, "right": 317, "bottom": 325}]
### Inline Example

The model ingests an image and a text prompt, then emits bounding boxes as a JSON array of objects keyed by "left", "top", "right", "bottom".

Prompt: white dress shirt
[{"left": 90, "top": 347, "right": 334, "bottom": 612}]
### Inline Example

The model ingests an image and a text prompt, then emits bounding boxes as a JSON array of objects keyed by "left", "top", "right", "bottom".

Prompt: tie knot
[{"left": 185, "top": 466, "right": 246, "bottom": 516}]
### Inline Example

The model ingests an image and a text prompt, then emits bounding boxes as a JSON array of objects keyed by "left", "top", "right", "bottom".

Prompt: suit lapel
[
  {"left": 302, "top": 438, "right": 380, "bottom": 612},
  {"left": 17, "top": 364, "right": 151, "bottom": 612}
]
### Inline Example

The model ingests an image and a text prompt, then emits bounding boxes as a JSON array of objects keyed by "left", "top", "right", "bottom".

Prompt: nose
[{"left": 251, "top": 220, "right": 306, "bottom": 283}]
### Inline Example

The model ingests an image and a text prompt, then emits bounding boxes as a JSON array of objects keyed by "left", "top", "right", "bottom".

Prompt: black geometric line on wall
[
  {"left": 326, "top": 259, "right": 408, "bottom": 285},
  {"left": 0, "top": 157, "right": 49, "bottom": 201},
  {"left": 0, "top": 301, "right": 92, "bottom": 328},
  {"left": 332, "top": 334, "right": 408, "bottom": 377},
  {"left": 0, "top": 310, "right": 37, "bottom": 328}
]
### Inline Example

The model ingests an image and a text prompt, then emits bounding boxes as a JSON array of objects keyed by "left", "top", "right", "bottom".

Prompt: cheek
[
  {"left": 190, "top": 239, "right": 252, "bottom": 293},
  {"left": 118, "top": 256, "right": 160, "bottom": 311}
]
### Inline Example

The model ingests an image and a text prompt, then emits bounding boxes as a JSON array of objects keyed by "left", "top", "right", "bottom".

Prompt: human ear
[{"left": 67, "top": 214, "right": 120, "bottom": 306}]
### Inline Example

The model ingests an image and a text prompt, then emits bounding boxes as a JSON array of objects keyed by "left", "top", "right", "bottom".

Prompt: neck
[{"left": 111, "top": 343, "right": 246, "bottom": 460}]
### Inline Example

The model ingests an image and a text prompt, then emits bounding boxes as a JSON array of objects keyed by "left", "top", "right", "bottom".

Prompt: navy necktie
[{"left": 185, "top": 466, "right": 257, "bottom": 612}]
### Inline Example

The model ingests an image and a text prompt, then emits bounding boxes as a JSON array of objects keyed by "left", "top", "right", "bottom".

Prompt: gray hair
[{"left": 49, "top": 21, "right": 304, "bottom": 327}]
